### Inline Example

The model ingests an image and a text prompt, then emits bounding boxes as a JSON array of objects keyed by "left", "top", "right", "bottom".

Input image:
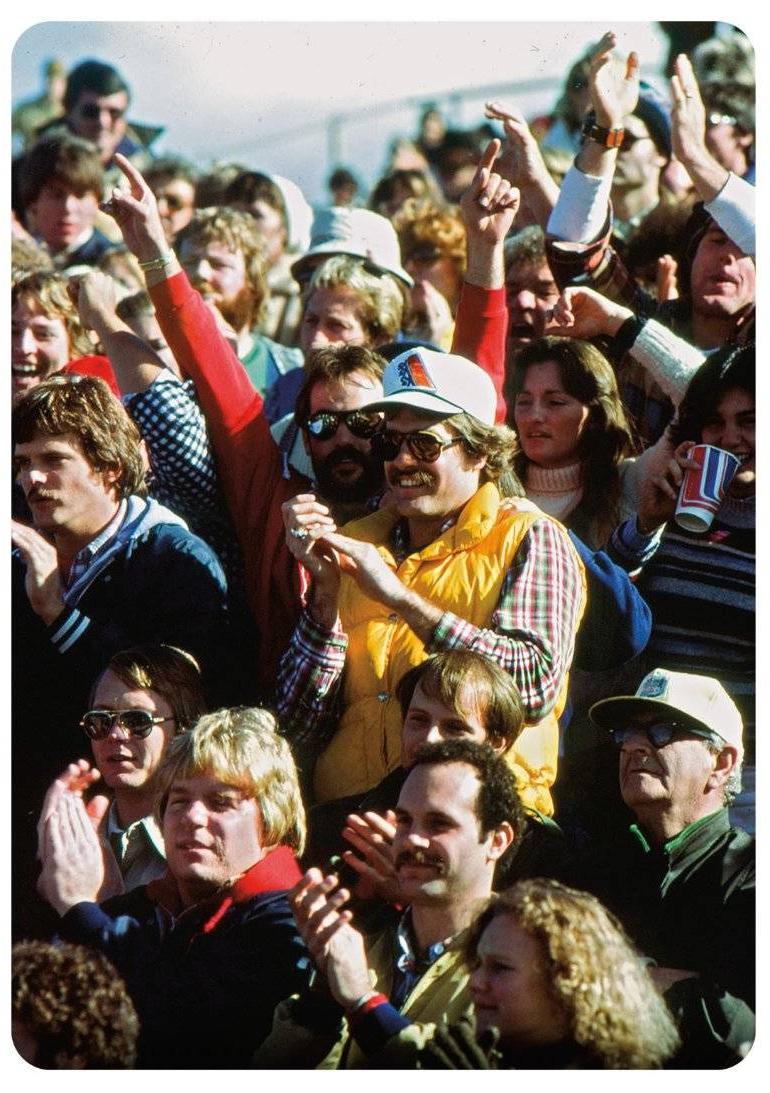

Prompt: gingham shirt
[
  {"left": 124, "top": 372, "right": 244, "bottom": 591},
  {"left": 276, "top": 517, "right": 583, "bottom": 752},
  {"left": 63, "top": 500, "right": 127, "bottom": 590}
]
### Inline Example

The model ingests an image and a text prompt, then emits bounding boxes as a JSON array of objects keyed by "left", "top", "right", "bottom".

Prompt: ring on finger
[{"left": 290, "top": 527, "right": 310, "bottom": 540}]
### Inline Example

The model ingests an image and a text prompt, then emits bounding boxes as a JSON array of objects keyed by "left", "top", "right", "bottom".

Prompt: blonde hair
[
  {"left": 444, "top": 412, "right": 523, "bottom": 498},
  {"left": 12, "top": 271, "right": 94, "bottom": 359},
  {"left": 471, "top": 878, "right": 680, "bottom": 1068},
  {"left": 304, "top": 255, "right": 404, "bottom": 344},
  {"left": 154, "top": 707, "right": 306, "bottom": 855}
]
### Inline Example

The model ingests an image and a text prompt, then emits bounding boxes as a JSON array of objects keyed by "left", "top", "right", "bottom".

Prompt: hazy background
[{"left": 11, "top": 21, "right": 671, "bottom": 205}]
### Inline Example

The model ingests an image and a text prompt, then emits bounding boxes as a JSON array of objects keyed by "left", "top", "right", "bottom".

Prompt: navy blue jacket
[{"left": 58, "top": 848, "right": 311, "bottom": 1068}]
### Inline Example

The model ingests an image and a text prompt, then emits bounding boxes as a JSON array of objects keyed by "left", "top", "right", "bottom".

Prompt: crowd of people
[{"left": 11, "top": 25, "right": 755, "bottom": 1070}]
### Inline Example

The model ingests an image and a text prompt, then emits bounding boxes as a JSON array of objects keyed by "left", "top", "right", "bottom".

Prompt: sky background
[{"left": 10, "top": 20, "right": 674, "bottom": 205}]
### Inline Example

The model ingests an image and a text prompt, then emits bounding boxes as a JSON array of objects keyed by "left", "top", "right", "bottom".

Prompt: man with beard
[
  {"left": 174, "top": 206, "right": 303, "bottom": 400},
  {"left": 254, "top": 740, "right": 521, "bottom": 1069}
]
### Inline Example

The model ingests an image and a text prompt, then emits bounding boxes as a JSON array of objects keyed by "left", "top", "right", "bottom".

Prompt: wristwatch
[{"left": 581, "top": 111, "right": 625, "bottom": 149}]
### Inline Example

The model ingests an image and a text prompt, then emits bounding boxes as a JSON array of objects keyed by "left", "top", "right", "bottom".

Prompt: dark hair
[
  {"left": 671, "top": 343, "right": 755, "bottom": 447},
  {"left": 92, "top": 644, "right": 207, "bottom": 732},
  {"left": 396, "top": 651, "right": 525, "bottom": 752},
  {"left": 12, "top": 374, "right": 145, "bottom": 498},
  {"left": 504, "top": 225, "right": 547, "bottom": 272},
  {"left": 12, "top": 941, "right": 139, "bottom": 1068},
  {"left": 409, "top": 739, "right": 527, "bottom": 844},
  {"left": 64, "top": 59, "right": 130, "bottom": 112},
  {"left": 329, "top": 166, "right": 359, "bottom": 193},
  {"left": 145, "top": 156, "right": 198, "bottom": 190},
  {"left": 19, "top": 132, "right": 104, "bottom": 209},
  {"left": 702, "top": 81, "right": 755, "bottom": 136},
  {"left": 512, "top": 337, "right": 635, "bottom": 541},
  {"left": 224, "top": 170, "right": 288, "bottom": 229},
  {"left": 294, "top": 345, "right": 386, "bottom": 428}
]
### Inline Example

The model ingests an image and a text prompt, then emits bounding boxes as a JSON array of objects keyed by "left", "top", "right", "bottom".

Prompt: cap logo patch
[
  {"left": 638, "top": 672, "right": 669, "bottom": 699},
  {"left": 397, "top": 353, "right": 436, "bottom": 391}
]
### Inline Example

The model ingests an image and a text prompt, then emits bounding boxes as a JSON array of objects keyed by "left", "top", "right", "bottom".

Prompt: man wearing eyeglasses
[
  {"left": 574, "top": 668, "right": 755, "bottom": 1065},
  {"left": 278, "top": 346, "right": 585, "bottom": 813}
]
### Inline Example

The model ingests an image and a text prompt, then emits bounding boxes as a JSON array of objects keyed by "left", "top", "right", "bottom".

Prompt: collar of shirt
[
  {"left": 105, "top": 798, "right": 165, "bottom": 862},
  {"left": 390, "top": 514, "right": 457, "bottom": 563},
  {"left": 63, "top": 499, "right": 126, "bottom": 590},
  {"left": 394, "top": 908, "right": 457, "bottom": 978}
]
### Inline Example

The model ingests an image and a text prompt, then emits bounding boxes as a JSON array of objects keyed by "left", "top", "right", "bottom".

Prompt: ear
[
  {"left": 101, "top": 465, "right": 122, "bottom": 492},
  {"left": 487, "top": 821, "right": 514, "bottom": 862},
  {"left": 707, "top": 746, "right": 739, "bottom": 792}
]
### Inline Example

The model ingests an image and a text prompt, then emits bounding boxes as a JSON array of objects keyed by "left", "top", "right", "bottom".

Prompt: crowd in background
[{"left": 10, "top": 23, "right": 755, "bottom": 1071}]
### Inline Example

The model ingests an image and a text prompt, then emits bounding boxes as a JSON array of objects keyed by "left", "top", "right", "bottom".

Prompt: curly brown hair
[
  {"left": 12, "top": 941, "right": 139, "bottom": 1068},
  {"left": 12, "top": 270, "right": 95, "bottom": 360},
  {"left": 468, "top": 879, "right": 680, "bottom": 1068}
]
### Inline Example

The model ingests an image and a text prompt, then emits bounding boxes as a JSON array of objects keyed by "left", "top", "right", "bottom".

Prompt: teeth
[{"left": 12, "top": 363, "right": 39, "bottom": 375}]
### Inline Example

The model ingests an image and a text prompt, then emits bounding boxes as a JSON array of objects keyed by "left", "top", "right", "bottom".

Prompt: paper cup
[{"left": 674, "top": 444, "right": 741, "bottom": 532}]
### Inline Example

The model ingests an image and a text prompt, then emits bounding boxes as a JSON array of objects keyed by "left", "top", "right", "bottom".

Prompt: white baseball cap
[
  {"left": 363, "top": 347, "right": 497, "bottom": 426},
  {"left": 291, "top": 206, "right": 413, "bottom": 286},
  {"left": 589, "top": 668, "right": 744, "bottom": 755}
]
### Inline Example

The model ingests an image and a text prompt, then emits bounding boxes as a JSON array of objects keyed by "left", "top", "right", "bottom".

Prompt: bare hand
[
  {"left": 670, "top": 54, "right": 707, "bottom": 167},
  {"left": 547, "top": 285, "right": 633, "bottom": 339},
  {"left": 11, "top": 520, "right": 64, "bottom": 625},
  {"left": 656, "top": 255, "right": 679, "bottom": 303},
  {"left": 75, "top": 269, "right": 120, "bottom": 332},
  {"left": 37, "top": 793, "right": 106, "bottom": 915},
  {"left": 409, "top": 279, "right": 454, "bottom": 344},
  {"left": 485, "top": 101, "right": 548, "bottom": 189},
  {"left": 101, "top": 153, "right": 169, "bottom": 262},
  {"left": 342, "top": 810, "right": 399, "bottom": 903},
  {"left": 459, "top": 138, "right": 520, "bottom": 246},
  {"left": 637, "top": 438, "right": 698, "bottom": 534},
  {"left": 319, "top": 531, "right": 404, "bottom": 607},
  {"left": 290, "top": 868, "right": 371, "bottom": 1008},
  {"left": 37, "top": 760, "right": 103, "bottom": 857},
  {"left": 589, "top": 31, "right": 640, "bottom": 128}
]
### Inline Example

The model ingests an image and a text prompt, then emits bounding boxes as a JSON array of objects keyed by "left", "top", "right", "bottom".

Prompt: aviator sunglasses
[
  {"left": 80, "top": 709, "right": 173, "bottom": 740},
  {"left": 371, "top": 429, "right": 463, "bottom": 464},
  {"left": 305, "top": 409, "right": 383, "bottom": 441},
  {"left": 610, "top": 722, "right": 716, "bottom": 749}
]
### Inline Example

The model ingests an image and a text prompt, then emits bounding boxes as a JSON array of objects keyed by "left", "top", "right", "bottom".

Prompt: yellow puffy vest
[{"left": 312, "top": 483, "right": 586, "bottom": 814}]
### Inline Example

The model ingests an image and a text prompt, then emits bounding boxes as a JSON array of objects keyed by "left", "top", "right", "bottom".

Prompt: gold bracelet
[{"left": 138, "top": 252, "right": 175, "bottom": 272}]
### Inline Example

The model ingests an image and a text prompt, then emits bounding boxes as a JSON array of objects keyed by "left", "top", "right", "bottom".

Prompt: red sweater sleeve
[
  {"left": 148, "top": 271, "right": 303, "bottom": 692},
  {"left": 452, "top": 282, "right": 508, "bottom": 423}
]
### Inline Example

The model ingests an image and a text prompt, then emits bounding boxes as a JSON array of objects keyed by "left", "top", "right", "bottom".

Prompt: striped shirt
[{"left": 276, "top": 517, "right": 584, "bottom": 752}]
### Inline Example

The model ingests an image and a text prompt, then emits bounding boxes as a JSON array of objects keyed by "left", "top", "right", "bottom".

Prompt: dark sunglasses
[
  {"left": 78, "top": 103, "right": 126, "bottom": 122},
  {"left": 611, "top": 722, "right": 711, "bottom": 749},
  {"left": 305, "top": 409, "right": 383, "bottom": 441},
  {"left": 80, "top": 709, "right": 173, "bottom": 740},
  {"left": 618, "top": 131, "right": 653, "bottom": 153},
  {"left": 371, "top": 429, "right": 462, "bottom": 464}
]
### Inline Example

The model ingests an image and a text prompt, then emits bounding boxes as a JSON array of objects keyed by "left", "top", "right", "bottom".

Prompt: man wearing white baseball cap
[
  {"left": 578, "top": 668, "right": 755, "bottom": 1064},
  {"left": 279, "top": 344, "right": 585, "bottom": 814}
]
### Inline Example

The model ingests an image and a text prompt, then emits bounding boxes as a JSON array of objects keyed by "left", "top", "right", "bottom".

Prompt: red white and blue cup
[{"left": 674, "top": 444, "right": 741, "bottom": 532}]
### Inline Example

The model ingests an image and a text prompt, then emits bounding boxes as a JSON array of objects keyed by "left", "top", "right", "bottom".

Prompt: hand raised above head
[
  {"left": 100, "top": 153, "right": 170, "bottom": 264},
  {"left": 459, "top": 138, "right": 520, "bottom": 244},
  {"left": 588, "top": 30, "right": 640, "bottom": 129}
]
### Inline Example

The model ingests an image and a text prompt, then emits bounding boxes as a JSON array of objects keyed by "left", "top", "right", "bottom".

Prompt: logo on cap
[
  {"left": 397, "top": 353, "right": 436, "bottom": 391},
  {"left": 638, "top": 672, "right": 669, "bottom": 699}
]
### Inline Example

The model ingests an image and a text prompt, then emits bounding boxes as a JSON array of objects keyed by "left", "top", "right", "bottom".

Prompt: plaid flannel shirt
[{"left": 276, "top": 517, "right": 583, "bottom": 753}]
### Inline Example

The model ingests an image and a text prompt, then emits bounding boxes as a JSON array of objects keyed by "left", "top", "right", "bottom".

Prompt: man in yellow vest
[{"left": 279, "top": 346, "right": 586, "bottom": 813}]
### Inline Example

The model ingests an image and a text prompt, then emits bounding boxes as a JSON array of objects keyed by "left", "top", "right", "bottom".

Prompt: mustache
[
  {"left": 324, "top": 446, "right": 369, "bottom": 471},
  {"left": 395, "top": 849, "right": 445, "bottom": 871},
  {"left": 26, "top": 488, "right": 58, "bottom": 503},
  {"left": 388, "top": 470, "right": 435, "bottom": 487}
]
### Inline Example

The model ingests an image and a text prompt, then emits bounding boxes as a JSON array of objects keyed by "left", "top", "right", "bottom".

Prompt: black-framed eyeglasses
[
  {"left": 80, "top": 709, "right": 173, "bottom": 740},
  {"left": 611, "top": 722, "right": 708, "bottom": 749},
  {"left": 305, "top": 409, "right": 383, "bottom": 441},
  {"left": 78, "top": 103, "right": 126, "bottom": 122},
  {"left": 371, "top": 428, "right": 463, "bottom": 464}
]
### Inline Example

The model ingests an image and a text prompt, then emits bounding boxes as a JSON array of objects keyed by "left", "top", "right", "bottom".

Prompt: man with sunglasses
[
  {"left": 573, "top": 668, "right": 755, "bottom": 1064},
  {"left": 279, "top": 346, "right": 585, "bottom": 813}
]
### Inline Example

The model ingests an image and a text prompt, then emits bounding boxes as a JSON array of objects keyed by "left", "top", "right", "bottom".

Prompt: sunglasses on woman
[
  {"left": 305, "top": 409, "right": 383, "bottom": 441},
  {"left": 611, "top": 722, "right": 713, "bottom": 749},
  {"left": 371, "top": 429, "right": 463, "bottom": 464},
  {"left": 80, "top": 709, "right": 173, "bottom": 740}
]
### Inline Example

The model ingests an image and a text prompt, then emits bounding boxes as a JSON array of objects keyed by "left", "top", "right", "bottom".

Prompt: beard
[
  {"left": 216, "top": 286, "right": 258, "bottom": 333},
  {"left": 312, "top": 445, "right": 384, "bottom": 503}
]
